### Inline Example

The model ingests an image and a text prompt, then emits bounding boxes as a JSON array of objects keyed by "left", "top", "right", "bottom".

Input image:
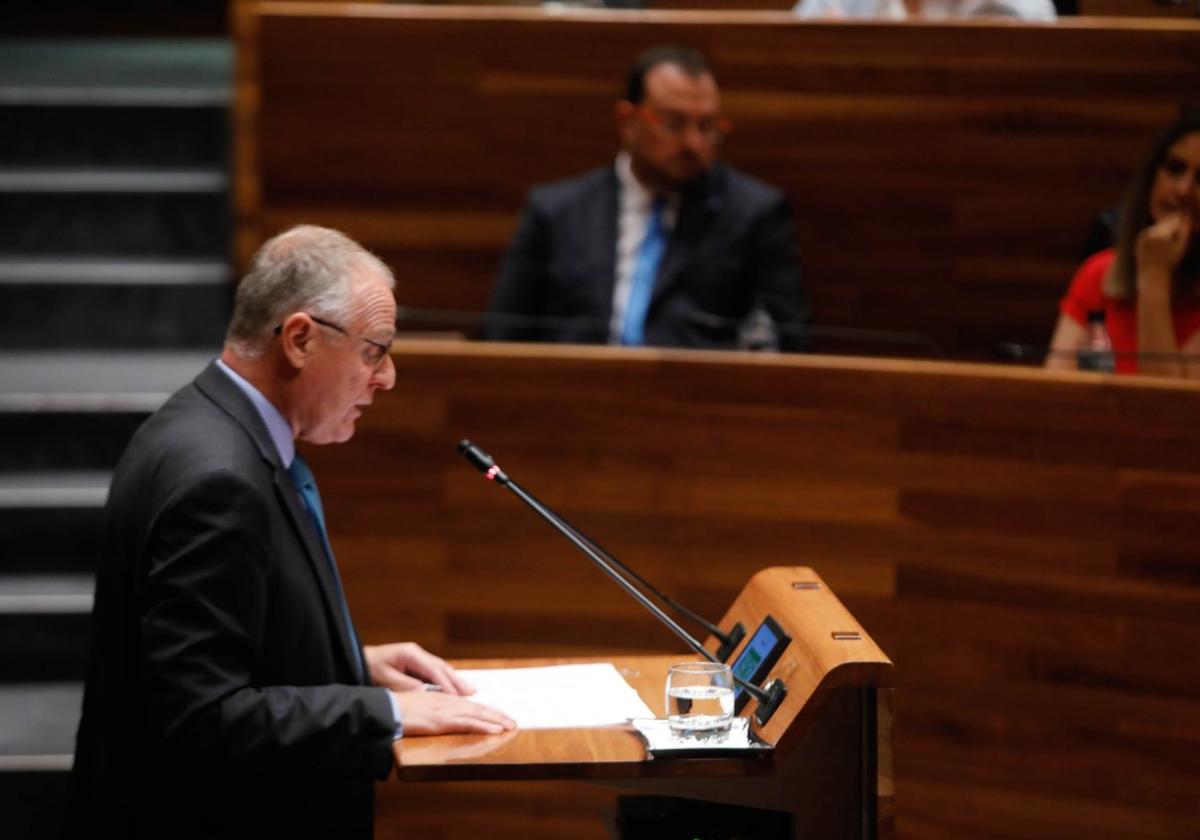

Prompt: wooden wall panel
[
  {"left": 1078, "top": 0, "right": 1195, "bottom": 17},
  {"left": 236, "top": 6, "right": 1200, "bottom": 359},
  {"left": 304, "top": 342, "right": 1200, "bottom": 838}
]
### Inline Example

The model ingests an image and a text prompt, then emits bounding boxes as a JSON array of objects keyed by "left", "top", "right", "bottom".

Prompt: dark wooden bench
[{"left": 234, "top": 5, "right": 1200, "bottom": 359}]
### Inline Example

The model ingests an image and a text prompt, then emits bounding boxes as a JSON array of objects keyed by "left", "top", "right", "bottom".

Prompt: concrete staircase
[{"left": 0, "top": 39, "right": 232, "bottom": 838}]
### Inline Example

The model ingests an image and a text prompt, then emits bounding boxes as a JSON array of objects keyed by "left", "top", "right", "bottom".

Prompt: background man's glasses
[{"left": 638, "top": 106, "right": 731, "bottom": 145}]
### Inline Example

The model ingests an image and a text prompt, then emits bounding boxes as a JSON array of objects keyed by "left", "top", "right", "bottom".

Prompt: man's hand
[
  {"left": 392, "top": 689, "right": 517, "bottom": 737},
  {"left": 363, "top": 642, "right": 474, "bottom": 695}
]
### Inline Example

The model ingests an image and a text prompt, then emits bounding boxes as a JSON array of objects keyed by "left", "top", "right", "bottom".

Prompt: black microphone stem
[
  {"left": 507, "top": 482, "right": 709, "bottom": 660},
  {"left": 540, "top": 506, "right": 737, "bottom": 648},
  {"left": 457, "top": 440, "right": 771, "bottom": 705},
  {"left": 501, "top": 478, "right": 771, "bottom": 704}
]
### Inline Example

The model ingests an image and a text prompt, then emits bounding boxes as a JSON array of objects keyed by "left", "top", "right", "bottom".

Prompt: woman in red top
[{"left": 1047, "top": 114, "right": 1200, "bottom": 378}]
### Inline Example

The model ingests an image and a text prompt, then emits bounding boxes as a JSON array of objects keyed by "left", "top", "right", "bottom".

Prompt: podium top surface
[
  {"left": 395, "top": 567, "right": 893, "bottom": 782},
  {"left": 395, "top": 654, "right": 774, "bottom": 782}
]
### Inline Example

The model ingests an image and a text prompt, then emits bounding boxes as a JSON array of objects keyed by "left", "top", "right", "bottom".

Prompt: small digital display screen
[{"left": 730, "top": 615, "right": 790, "bottom": 712}]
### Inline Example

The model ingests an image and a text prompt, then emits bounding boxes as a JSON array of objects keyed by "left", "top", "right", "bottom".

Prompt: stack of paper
[{"left": 458, "top": 662, "right": 655, "bottom": 729}]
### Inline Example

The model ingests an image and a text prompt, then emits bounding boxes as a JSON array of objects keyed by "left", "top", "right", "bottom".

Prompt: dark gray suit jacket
[
  {"left": 65, "top": 362, "right": 394, "bottom": 839},
  {"left": 486, "top": 161, "right": 807, "bottom": 349}
]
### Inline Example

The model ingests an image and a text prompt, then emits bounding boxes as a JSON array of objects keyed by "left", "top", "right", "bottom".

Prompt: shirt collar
[
  {"left": 615, "top": 152, "right": 681, "bottom": 225},
  {"left": 215, "top": 357, "right": 296, "bottom": 468},
  {"left": 615, "top": 152, "right": 654, "bottom": 211}
]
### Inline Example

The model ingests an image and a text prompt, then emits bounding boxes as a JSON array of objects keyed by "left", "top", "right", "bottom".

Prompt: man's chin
[
  {"left": 301, "top": 422, "right": 356, "bottom": 446},
  {"left": 666, "top": 166, "right": 706, "bottom": 190}
]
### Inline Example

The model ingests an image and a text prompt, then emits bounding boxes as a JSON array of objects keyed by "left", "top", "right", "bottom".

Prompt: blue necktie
[
  {"left": 288, "top": 455, "right": 364, "bottom": 682},
  {"left": 621, "top": 197, "right": 668, "bottom": 346}
]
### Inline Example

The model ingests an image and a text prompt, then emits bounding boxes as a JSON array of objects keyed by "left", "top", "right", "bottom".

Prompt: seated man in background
[{"left": 485, "top": 45, "right": 807, "bottom": 350}]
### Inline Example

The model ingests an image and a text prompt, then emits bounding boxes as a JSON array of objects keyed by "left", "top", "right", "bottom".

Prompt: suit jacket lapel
[
  {"left": 194, "top": 362, "right": 365, "bottom": 685},
  {"left": 273, "top": 470, "right": 365, "bottom": 684},
  {"left": 651, "top": 164, "right": 725, "bottom": 310},
  {"left": 594, "top": 167, "right": 620, "bottom": 326}
]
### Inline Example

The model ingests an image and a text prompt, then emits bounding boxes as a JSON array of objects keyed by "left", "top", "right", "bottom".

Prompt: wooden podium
[{"left": 394, "top": 567, "right": 895, "bottom": 839}]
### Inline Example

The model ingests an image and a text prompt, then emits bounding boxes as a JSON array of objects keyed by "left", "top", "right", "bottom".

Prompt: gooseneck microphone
[
  {"left": 455, "top": 440, "right": 743, "bottom": 655},
  {"left": 456, "top": 439, "right": 787, "bottom": 726}
]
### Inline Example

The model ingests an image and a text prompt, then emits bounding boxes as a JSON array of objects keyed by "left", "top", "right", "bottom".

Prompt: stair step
[
  {"left": 0, "top": 166, "right": 226, "bottom": 193},
  {"left": 0, "top": 578, "right": 93, "bottom": 683},
  {"left": 0, "top": 612, "right": 91, "bottom": 682},
  {"left": 0, "top": 683, "right": 82, "bottom": 758},
  {"left": 0, "top": 507, "right": 104, "bottom": 574},
  {"left": 0, "top": 474, "right": 108, "bottom": 574},
  {"left": 0, "top": 86, "right": 228, "bottom": 107},
  {"left": 0, "top": 575, "right": 94, "bottom": 615},
  {"left": 0, "top": 190, "right": 229, "bottom": 256},
  {"left": 0, "top": 350, "right": 211, "bottom": 400},
  {"left": 0, "top": 257, "right": 229, "bottom": 285},
  {"left": 0, "top": 38, "right": 231, "bottom": 95},
  {"left": 0, "top": 274, "right": 231, "bottom": 349},
  {"left": 0, "top": 351, "right": 207, "bottom": 467},
  {"left": 0, "top": 411, "right": 145, "bottom": 471},
  {"left": 0, "top": 769, "right": 70, "bottom": 840},
  {"left": 1, "top": 104, "right": 227, "bottom": 168},
  {"left": 0, "top": 472, "right": 110, "bottom": 508}
]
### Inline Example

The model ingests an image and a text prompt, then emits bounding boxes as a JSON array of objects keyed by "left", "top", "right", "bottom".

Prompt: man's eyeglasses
[
  {"left": 638, "top": 106, "right": 732, "bottom": 145},
  {"left": 274, "top": 314, "right": 393, "bottom": 369}
]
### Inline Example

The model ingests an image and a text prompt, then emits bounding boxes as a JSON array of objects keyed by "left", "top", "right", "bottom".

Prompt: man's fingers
[
  {"left": 410, "top": 653, "right": 474, "bottom": 696},
  {"left": 386, "top": 672, "right": 424, "bottom": 691},
  {"left": 452, "top": 719, "right": 508, "bottom": 735},
  {"left": 395, "top": 691, "right": 517, "bottom": 736},
  {"left": 438, "top": 663, "right": 475, "bottom": 696}
]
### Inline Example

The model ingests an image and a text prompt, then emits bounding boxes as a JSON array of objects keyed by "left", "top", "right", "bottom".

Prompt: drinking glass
[{"left": 664, "top": 661, "right": 734, "bottom": 736}]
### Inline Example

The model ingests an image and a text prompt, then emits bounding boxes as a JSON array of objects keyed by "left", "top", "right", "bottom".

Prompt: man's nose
[
  {"left": 681, "top": 126, "right": 708, "bottom": 155},
  {"left": 372, "top": 352, "right": 396, "bottom": 391}
]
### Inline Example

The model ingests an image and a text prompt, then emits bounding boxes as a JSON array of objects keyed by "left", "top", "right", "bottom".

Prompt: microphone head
[
  {"left": 457, "top": 439, "right": 508, "bottom": 483},
  {"left": 457, "top": 439, "right": 492, "bottom": 471}
]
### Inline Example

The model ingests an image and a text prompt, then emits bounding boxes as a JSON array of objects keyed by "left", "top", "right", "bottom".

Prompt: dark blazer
[
  {"left": 485, "top": 161, "right": 807, "bottom": 350},
  {"left": 65, "top": 362, "right": 395, "bottom": 840}
]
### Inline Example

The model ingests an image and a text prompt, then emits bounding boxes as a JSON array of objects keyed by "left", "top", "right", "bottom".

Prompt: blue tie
[
  {"left": 621, "top": 197, "right": 668, "bottom": 346},
  {"left": 288, "top": 455, "right": 364, "bottom": 682}
]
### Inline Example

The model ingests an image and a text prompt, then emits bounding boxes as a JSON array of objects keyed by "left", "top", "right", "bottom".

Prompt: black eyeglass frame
[{"left": 273, "top": 313, "right": 393, "bottom": 368}]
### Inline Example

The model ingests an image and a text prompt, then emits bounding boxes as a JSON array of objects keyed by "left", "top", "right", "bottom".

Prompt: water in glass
[{"left": 665, "top": 661, "right": 734, "bottom": 735}]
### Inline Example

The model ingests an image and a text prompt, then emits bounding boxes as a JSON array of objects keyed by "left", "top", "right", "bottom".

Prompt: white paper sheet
[{"left": 458, "top": 663, "right": 655, "bottom": 729}]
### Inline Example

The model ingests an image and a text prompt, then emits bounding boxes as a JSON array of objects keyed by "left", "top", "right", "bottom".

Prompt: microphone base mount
[
  {"left": 753, "top": 679, "right": 787, "bottom": 727},
  {"left": 715, "top": 622, "right": 746, "bottom": 662}
]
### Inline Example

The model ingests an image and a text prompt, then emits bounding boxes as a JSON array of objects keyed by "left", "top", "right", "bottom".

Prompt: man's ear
[
  {"left": 615, "top": 100, "right": 637, "bottom": 146},
  {"left": 277, "top": 313, "right": 316, "bottom": 370}
]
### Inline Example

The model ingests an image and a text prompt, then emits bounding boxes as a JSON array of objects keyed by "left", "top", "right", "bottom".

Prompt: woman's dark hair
[{"left": 1106, "top": 111, "right": 1200, "bottom": 298}]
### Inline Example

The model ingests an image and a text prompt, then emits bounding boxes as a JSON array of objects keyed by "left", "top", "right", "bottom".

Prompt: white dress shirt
[{"left": 609, "top": 153, "right": 680, "bottom": 344}]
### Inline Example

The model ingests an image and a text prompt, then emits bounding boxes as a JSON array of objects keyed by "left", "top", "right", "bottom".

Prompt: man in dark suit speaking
[
  {"left": 65, "top": 225, "right": 514, "bottom": 839},
  {"left": 485, "top": 45, "right": 807, "bottom": 350}
]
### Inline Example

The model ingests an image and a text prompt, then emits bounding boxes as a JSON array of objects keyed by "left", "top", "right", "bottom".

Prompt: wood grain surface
[
  {"left": 306, "top": 342, "right": 1200, "bottom": 838},
  {"left": 394, "top": 654, "right": 759, "bottom": 780},
  {"left": 234, "top": 5, "right": 1200, "bottom": 360},
  {"left": 394, "top": 567, "right": 892, "bottom": 780}
]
